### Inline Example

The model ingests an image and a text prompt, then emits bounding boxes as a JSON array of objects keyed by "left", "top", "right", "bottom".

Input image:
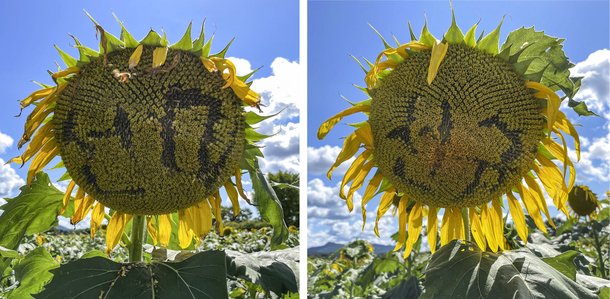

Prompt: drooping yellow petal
[
  {"left": 440, "top": 208, "right": 463, "bottom": 246},
  {"left": 318, "top": 105, "right": 370, "bottom": 140},
  {"left": 403, "top": 202, "right": 423, "bottom": 258},
  {"left": 18, "top": 122, "right": 54, "bottom": 163},
  {"left": 480, "top": 203, "right": 498, "bottom": 251},
  {"left": 158, "top": 214, "right": 172, "bottom": 247},
  {"left": 554, "top": 111, "right": 580, "bottom": 160},
  {"left": 20, "top": 87, "right": 55, "bottom": 110},
  {"left": 361, "top": 171, "right": 383, "bottom": 228},
  {"left": 51, "top": 67, "right": 80, "bottom": 80},
  {"left": 178, "top": 208, "right": 194, "bottom": 249},
  {"left": 524, "top": 174, "right": 555, "bottom": 228},
  {"left": 188, "top": 200, "right": 213, "bottom": 238},
  {"left": 327, "top": 132, "right": 363, "bottom": 179},
  {"left": 427, "top": 42, "right": 449, "bottom": 85},
  {"left": 27, "top": 141, "right": 59, "bottom": 185},
  {"left": 90, "top": 203, "right": 106, "bottom": 238},
  {"left": 517, "top": 183, "right": 547, "bottom": 233},
  {"left": 71, "top": 195, "right": 94, "bottom": 224},
  {"left": 543, "top": 138, "right": 576, "bottom": 191},
  {"left": 354, "top": 122, "right": 374, "bottom": 148},
  {"left": 346, "top": 160, "right": 375, "bottom": 211},
  {"left": 469, "top": 208, "right": 487, "bottom": 251},
  {"left": 224, "top": 181, "right": 240, "bottom": 216},
  {"left": 491, "top": 199, "right": 505, "bottom": 250},
  {"left": 209, "top": 192, "right": 224, "bottom": 233},
  {"left": 105, "top": 212, "right": 132, "bottom": 254},
  {"left": 226, "top": 78, "right": 261, "bottom": 107},
  {"left": 506, "top": 192, "right": 528, "bottom": 243},
  {"left": 534, "top": 154, "right": 568, "bottom": 212},
  {"left": 374, "top": 188, "right": 396, "bottom": 237},
  {"left": 234, "top": 169, "right": 249, "bottom": 203},
  {"left": 427, "top": 206, "right": 438, "bottom": 253},
  {"left": 340, "top": 150, "right": 372, "bottom": 199},
  {"left": 152, "top": 47, "right": 169, "bottom": 68},
  {"left": 59, "top": 180, "right": 76, "bottom": 215},
  {"left": 128, "top": 44, "right": 144, "bottom": 69},
  {"left": 147, "top": 216, "right": 158, "bottom": 245},
  {"left": 393, "top": 196, "right": 409, "bottom": 252},
  {"left": 201, "top": 57, "right": 216, "bottom": 72},
  {"left": 526, "top": 81, "right": 561, "bottom": 133}
]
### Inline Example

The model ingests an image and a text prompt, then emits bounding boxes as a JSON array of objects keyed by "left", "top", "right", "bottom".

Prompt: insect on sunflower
[
  {"left": 10, "top": 14, "right": 269, "bottom": 253},
  {"left": 318, "top": 9, "right": 591, "bottom": 257}
]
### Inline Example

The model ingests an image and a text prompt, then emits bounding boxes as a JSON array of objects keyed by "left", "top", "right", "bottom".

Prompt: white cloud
[
  {"left": 567, "top": 50, "right": 610, "bottom": 183},
  {"left": 226, "top": 57, "right": 254, "bottom": 77},
  {"left": 307, "top": 145, "right": 355, "bottom": 178},
  {"left": 258, "top": 121, "right": 299, "bottom": 174},
  {"left": 0, "top": 158, "right": 25, "bottom": 200},
  {"left": 0, "top": 131, "right": 13, "bottom": 154},
  {"left": 251, "top": 57, "right": 302, "bottom": 121}
]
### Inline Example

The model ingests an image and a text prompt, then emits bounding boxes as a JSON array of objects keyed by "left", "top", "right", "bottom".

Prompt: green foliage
[
  {"left": 7, "top": 247, "right": 58, "bottom": 299},
  {"left": 421, "top": 240, "right": 597, "bottom": 298},
  {"left": 37, "top": 251, "right": 228, "bottom": 299},
  {"left": 268, "top": 171, "right": 300, "bottom": 227},
  {"left": 249, "top": 164, "right": 289, "bottom": 249}
]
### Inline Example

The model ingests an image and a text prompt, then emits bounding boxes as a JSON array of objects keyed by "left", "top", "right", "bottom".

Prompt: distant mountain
[{"left": 308, "top": 242, "right": 395, "bottom": 256}]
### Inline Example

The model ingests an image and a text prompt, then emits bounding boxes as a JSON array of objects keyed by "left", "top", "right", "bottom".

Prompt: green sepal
[
  {"left": 170, "top": 22, "right": 193, "bottom": 51},
  {"left": 368, "top": 23, "right": 391, "bottom": 49},
  {"left": 69, "top": 35, "right": 98, "bottom": 65},
  {"left": 58, "top": 171, "right": 71, "bottom": 182},
  {"left": 392, "top": 34, "right": 401, "bottom": 47},
  {"left": 476, "top": 30, "right": 485, "bottom": 43},
  {"left": 50, "top": 160, "right": 64, "bottom": 170},
  {"left": 240, "top": 144, "right": 264, "bottom": 172},
  {"left": 211, "top": 37, "right": 235, "bottom": 58},
  {"left": 477, "top": 16, "right": 504, "bottom": 54},
  {"left": 362, "top": 57, "right": 375, "bottom": 69},
  {"left": 113, "top": 13, "right": 139, "bottom": 48},
  {"left": 244, "top": 109, "right": 282, "bottom": 126},
  {"left": 444, "top": 8, "right": 464, "bottom": 44},
  {"left": 237, "top": 66, "right": 262, "bottom": 82},
  {"left": 191, "top": 20, "right": 206, "bottom": 53},
  {"left": 353, "top": 84, "right": 370, "bottom": 96},
  {"left": 140, "top": 30, "right": 167, "bottom": 47},
  {"left": 201, "top": 34, "right": 214, "bottom": 58},
  {"left": 245, "top": 127, "right": 273, "bottom": 142},
  {"left": 347, "top": 120, "right": 369, "bottom": 129},
  {"left": 32, "top": 81, "right": 53, "bottom": 89},
  {"left": 497, "top": 45, "right": 511, "bottom": 61},
  {"left": 463, "top": 21, "right": 479, "bottom": 48},
  {"left": 419, "top": 20, "right": 437, "bottom": 47},
  {"left": 54, "top": 45, "right": 77, "bottom": 68},
  {"left": 83, "top": 11, "right": 124, "bottom": 53},
  {"left": 568, "top": 99, "right": 598, "bottom": 116},
  {"left": 408, "top": 21, "right": 417, "bottom": 41}
]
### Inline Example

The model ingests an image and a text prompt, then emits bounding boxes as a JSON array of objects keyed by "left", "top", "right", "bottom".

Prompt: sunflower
[
  {"left": 10, "top": 14, "right": 268, "bottom": 253},
  {"left": 318, "top": 10, "right": 589, "bottom": 257},
  {"left": 567, "top": 185, "right": 601, "bottom": 220}
]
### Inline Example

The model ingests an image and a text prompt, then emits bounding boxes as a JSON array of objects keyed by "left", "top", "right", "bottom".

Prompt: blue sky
[
  {"left": 308, "top": 1, "right": 610, "bottom": 248},
  {"left": 0, "top": 0, "right": 300, "bottom": 227}
]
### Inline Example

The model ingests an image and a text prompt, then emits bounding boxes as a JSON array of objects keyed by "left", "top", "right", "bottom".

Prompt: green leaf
[
  {"left": 568, "top": 99, "right": 598, "bottom": 116},
  {"left": 36, "top": 251, "right": 228, "bottom": 299},
  {"left": 0, "top": 172, "right": 64, "bottom": 250},
  {"left": 171, "top": 22, "right": 194, "bottom": 51},
  {"left": 79, "top": 250, "right": 106, "bottom": 259},
  {"left": 53, "top": 45, "right": 77, "bottom": 68},
  {"left": 444, "top": 8, "right": 464, "bottom": 44},
  {"left": 226, "top": 247, "right": 298, "bottom": 296},
  {"left": 248, "top": 161, "right": 289, "bottom": 249},
  {"left": 542, "top": 250, "right": 580, "bottom": 281},
  {"left": 421, "top": 240, "right": 597, "bottom": 299},
  {"left": 477, "top": 16, "right": 503, "bottom": 54},
  {"left": 245, "top": 128, "right": 272, "bottom": 142},
  {"left": 8, "top": 247, "right": 58, "bottom": 299},
  {"left": 0, "top": 245, "right": 19, "bottom": 258},
  {"left": 381, "top": 277, "right": 422, "bottom": 299},
  {"left": 599, "top": 287, "right": 610, "bottom": 299}
]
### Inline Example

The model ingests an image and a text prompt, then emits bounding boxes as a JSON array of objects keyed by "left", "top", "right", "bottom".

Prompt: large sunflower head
[
  {"left": 318, "top": 9, "right": 592, "bottom": 257},
  {"left": 11, "top": 14, "right": 268, "bottom": 252}
]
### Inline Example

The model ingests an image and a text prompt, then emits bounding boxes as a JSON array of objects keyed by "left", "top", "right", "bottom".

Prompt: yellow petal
[
  {"left": 469, "top": 208, "right": 487, "bottom": 251},
  {"left": 506, "top": 192, "right": 528, "bottom": 243},
  {"left": 105, "top": 212, "right": 131, "bottom": 254},
  {"left": 51, "top": 67, "right": 80, "bottom": 80},
  {"left": 59, "top": 180, "right": 76, "bottom": 215},
  {"left": 152, "top": 47, "right": 168, "bottom": 68},
  {"left": 517, "top": 184, "right": 547, "bottom": 233},
  {"left": 327, "top": 132, "right": 363, "bottom": 179},
  {"left": 491, "top": 199, "right": 505, "bottom": 250},
  {"left": 234, "top": 169, "right": 250, "bottom": 203},
  {"left": 147, "top": 216, "right": 158, "bottom": 245},
  {"left": 526, "top": 81, "right": 561, "bottom": 133},
  {"left": 524, "top": 174, "right": 555, "bottom": 228},
  {"left": 393, "top": 196, "right": 408, "bottom": 252},
  {"left": 193, "top": 200, "right": 213, "bottom": 237},
  {"left": 427, "top": 206, "right": 439, "bottom": 253},
  {"left": 159, "top": 214, "right": 172, "bottom": 247},
  {"left": 346, "top": 160, "right": 374, "bottom": 211},
  {"left": 427, "top": 42, "right": 449, "bottom": 85},
  {"left": 20, "top": 87, "right": 54, "bottom": 110},
  {"left": 403, "top": 202, "right": 423, "bottom": 258},
  {"left": 318, "top": 106, "right": 370, "bottom": 140},
  {"left": 210, "top": 192, "right": 223, "bottom": 233},
  {"left": 340, "top": 150, "right": 371, "bottom": 199},
  {"left": 224, "top": 181, "right": 240, "bottom": 216},
  {"left": 554, "top": 111, "right": 580, "bottom": 161},
  {"left": 90, "top": 202, "right": 105, "bottom": 238},
  {"left": 27, "top": 141, "right": 59, "bottom": 185},
  {"left": 480, "top": 204, "right": 498, "bottom": 251},
  {"left": 361, "top": 171, "right": 383, "bottom": 228},
  {"left": 128, "top": 44, "right": 143, "bottom": 69},
  {"left": 354, "top": 122, "right": 374, "bottom": 148},
  {"left": 543, "top": 138, "right": 576, "bottom": 191},
  {"left": 374, "top": 188, "right": 395, "bottom": 237},
  {"left": 534, "top": 154, "right": 568, "bottom": 211},
  {"left": 71, "top": 195, "right": 94, "bottom": 224},
  {"left": 178, "top": 208, "right": 194, "bottom": 249}
]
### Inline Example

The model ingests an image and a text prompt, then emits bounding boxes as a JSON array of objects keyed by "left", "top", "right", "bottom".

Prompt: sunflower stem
[
  {"left": 591, "top": 221, "right": 608, "bottom": 279},
  {"left": 129, "top": 215, "right": 146, "bottom": 263},
  {"left": 461, "top": 208, "right": 471, "bottom": 242}
]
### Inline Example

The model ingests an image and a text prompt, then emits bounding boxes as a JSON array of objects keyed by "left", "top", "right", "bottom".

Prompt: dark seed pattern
[
  {"left": 53, "top": 46, "right": 245, "bottom": 215},
  {"left": 370, "top": 44, "right": 545, "bottom": 208}
]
